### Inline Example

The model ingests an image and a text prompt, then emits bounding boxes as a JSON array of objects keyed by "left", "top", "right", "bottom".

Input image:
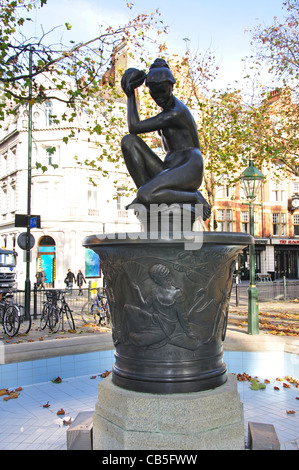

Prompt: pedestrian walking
[
  {"left": 76, "top": 269, "right": 86, "bottom": 296},
  {"left": 64, "top": 268, "right": 76, "bottom": 294},
  {"left": 36, "top": 268, "right": 46, "bottom": 289}
]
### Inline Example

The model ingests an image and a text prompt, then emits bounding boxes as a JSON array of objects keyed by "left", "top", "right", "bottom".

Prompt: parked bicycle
[
  {"left": 40, "top": 290, "right": 59, "bottom": 331},
  {"left": 81, "top": 289, "right": 111, "bottom": 327},
  {"left": 0, "top": 291, "right": 31, "bottom": 337},
  {"left": 40, "top": 290, "right": 75, "bottom": 333}
]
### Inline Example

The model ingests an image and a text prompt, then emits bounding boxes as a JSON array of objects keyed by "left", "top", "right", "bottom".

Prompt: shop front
[{"left": 273, "top": 239, "right": 299, "bottom": 279}]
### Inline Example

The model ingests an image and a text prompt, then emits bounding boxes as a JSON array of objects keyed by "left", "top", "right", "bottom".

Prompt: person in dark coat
[
  {"left": 65, "top": 268, "right": 76, "bottom": 293},
  {"left": 76, "top": 270, "right": 86, "bottom": 296}
]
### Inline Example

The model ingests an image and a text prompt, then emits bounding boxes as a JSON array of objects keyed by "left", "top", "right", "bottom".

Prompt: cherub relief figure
[{"left": 121, "top": 58, "right": 211, "bottom": 221}]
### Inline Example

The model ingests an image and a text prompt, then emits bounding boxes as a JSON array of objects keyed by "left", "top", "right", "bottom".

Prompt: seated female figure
[{"left": 121, "top": 58, "right": 211, "bottom": 220}]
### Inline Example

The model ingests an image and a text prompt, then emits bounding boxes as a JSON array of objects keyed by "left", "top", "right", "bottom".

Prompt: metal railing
[
  {"left": 231, "top": 277, "right": 299, "bottom": 306},
  {"left": 5, "top": 277, "right": 298, "bottom": 327},
  {"left": 32, "top": 285, "right": 106, "bottom": 319}
]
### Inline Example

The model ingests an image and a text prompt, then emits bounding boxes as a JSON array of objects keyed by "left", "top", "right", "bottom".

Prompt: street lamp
[{"left": 239, "top": 159, "right": 265, "bottom": 335}]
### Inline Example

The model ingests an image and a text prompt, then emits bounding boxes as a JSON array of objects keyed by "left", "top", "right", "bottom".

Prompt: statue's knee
[
  {"left": 137, "top": 186, "right": 151, "bottom": 206},
  {"left": 121, "top": 134, "right": 138, "bottom": 153}
]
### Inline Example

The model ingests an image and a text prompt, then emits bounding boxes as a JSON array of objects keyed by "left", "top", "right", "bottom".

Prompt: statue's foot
[
  {"left": 202, "top": 204, "right": 211, "bottom": 221},
  {"left": 195, "top": 191, "right": 211, "bottom": 221}
]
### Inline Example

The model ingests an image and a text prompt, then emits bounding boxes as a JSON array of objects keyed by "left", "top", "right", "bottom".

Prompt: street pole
[
  {"left": 25, "top": 46, "right": 33, "bottom": 320},
  {"left": 248, "top": 199, "right": 259, "bottom": 334}
]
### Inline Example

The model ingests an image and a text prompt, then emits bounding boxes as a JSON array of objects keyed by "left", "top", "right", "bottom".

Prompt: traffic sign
[
  {"left": 17, "top": 232, "right": 35, "bottom": 250},
  {"left": 15, "top": 214, "right": 41, "bottom": 228}
]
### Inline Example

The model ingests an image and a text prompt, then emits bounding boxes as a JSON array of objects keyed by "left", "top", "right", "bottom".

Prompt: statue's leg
[
  {"left": 136, "top": 157, "right": 211, "bottom": 219},
  {"left": 137, "top": 158, "right": 202, "bottom": 205},
  {"left": 121, "top": 134, "right": 164, "bottom": 188}
]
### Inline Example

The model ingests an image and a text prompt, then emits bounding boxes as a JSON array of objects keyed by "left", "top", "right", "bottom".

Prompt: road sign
[
  {"left": 30, "top": 216, "right": 37, "bottom": 228},
  {"left": 15, "top": 214, "right": 41, "bottom": 228},
  {"left": 17, "top": 232, "right": 35, "bottom": 250}
]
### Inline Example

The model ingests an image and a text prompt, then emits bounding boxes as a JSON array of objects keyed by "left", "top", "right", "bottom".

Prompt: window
[
  {"left": 117, "top": 187, "right": 128, "bottom": 218},
  {"left": 216, "top": 178, "right": 232, "bottom": 199},
  {"left": 1, "top": 181, "right": 7, "bottom": 215},
  {"left": 10, "top": 146, "right": 17, "bottom": 172},
  {"left": 272, "top": 213, "right": 286, "bottom": 236},
  {"left": 293, "top": 182, "right": 299, "bottom": 195},
  {"left": 294, "top": 214, "right": 299, "bottom": 236},
  {"left": 9, "top": 180, "right": 16, "bottom": 213},
  {"left": 241, "top": 211, "right": 249, "bottom": 233},
  {"left": 271, "top": 181, "right": 287, "bottom": 202},
  {"left": 44, "top": 101, "right": 53, "bottom": 126},
  {"left": 2, "top": 152, "right": 8, "bottom": 176},
  {"left": 45, "top": 145, "right": 60, "bottom": 167},
  {"left": 88, "top": 186, "right": 99, "bottom": 217},
  {"left": 216, "top": 209, "right": 233, "bottom": 232}
]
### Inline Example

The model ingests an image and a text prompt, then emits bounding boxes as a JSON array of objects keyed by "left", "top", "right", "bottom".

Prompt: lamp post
[
  {"left": 239, "top": 159, "right": 265, "bottom": 335},
  {"left": 25, "top": 45, "right": 33, "bottom": 321}
]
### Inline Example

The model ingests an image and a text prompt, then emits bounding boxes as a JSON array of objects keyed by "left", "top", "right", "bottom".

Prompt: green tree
[
  {"left": 248, "top": 0, "right": 299, "bottom": 177},
  {"left": 0, "top": 0, "right": 167, "bottom": 124}
]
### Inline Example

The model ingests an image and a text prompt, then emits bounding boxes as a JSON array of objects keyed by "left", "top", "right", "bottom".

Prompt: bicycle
[
  {"left": 0, "top": 292, "right": 21, "bottom": 337},
  {"left": 40, "top": 290, "right": 59, "bottom": 330},
  {"left": 47, "top": 290, "right": 75, "bottom": 333},
  {"left": 81, "top": 289, "right": 111, "bottom": 327},
  {"left": 17, "top": 305, "right": 32, "bottom": 335}
]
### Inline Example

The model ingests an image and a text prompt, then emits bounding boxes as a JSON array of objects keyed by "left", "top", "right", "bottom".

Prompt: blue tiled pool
[
  {"left": 0, "top": 349, "right": 298, "bottom": 450},
  {"left": 0, "top": 349, "right": 298, "bottom": 390},
  {"left": 0, "top": 349, "right": 115, "bottom": 389}
]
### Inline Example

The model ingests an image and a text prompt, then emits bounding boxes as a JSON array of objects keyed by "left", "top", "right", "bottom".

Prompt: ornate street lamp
[{"left": 239, "top": 159, "right": 265, "bottom": 335}]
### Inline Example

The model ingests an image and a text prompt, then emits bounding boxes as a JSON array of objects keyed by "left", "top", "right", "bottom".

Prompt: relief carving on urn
[{"left": 99, "top": 245, "right": 239, "bottom": 352}]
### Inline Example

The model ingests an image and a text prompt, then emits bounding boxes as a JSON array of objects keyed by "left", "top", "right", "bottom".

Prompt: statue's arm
[{"left": 128, "top": 99, "right": 176, "bottom": 135}]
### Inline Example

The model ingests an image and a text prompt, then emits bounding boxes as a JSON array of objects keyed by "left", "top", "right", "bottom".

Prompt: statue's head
[
  {"left": 149, "top": 263, "right": 171, "bottom": 286},
  {"left": 145, "top": 59, "right": 176, "bottom": 86},
  {"left": 146, "top": 59, "right": 176, "bottom": 109}
]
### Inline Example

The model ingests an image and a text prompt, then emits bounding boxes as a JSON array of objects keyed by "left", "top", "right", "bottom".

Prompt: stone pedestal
[{"left": 93, "top": 374, "right": 244, "bottom": 450}]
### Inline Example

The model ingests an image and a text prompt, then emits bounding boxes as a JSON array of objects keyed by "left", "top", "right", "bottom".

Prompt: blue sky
[{"left": 27, "top": 0, "right": 287, "bottom": 89}]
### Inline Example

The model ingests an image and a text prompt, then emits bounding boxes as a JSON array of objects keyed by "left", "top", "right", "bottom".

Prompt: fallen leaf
[
  {"left": 43, "top": 401, "right": 50, "bottom": 408},
  {"left": 15, "top": 387, "right": 22, "bottom": 392},
  {"left": 52, "top": 376, "right": 62, "bottom": 384},
  {"left": 250, "top": 379, "right": 266, "bottom": 390},
  {"left": 63, "top": 418, "right": 72, "bottom": 425},
  {"left": 0, "top": 389, "right": 9, "bottom": 396},
  {"left": 4, "top": 391, "right": 20, "bottom": 400},
  {"left": 264, "top": 379, "right": 270, "bottom": 384},
  {"left": 90, "top": 376, "right": 97, "bottom": 379},
  {"left": 274, "top": 386, "right": 280, "bottom": 390},
  {"left": 100, "top": 370, "right": 112, "bottom": 378},
  {"left": 283, "top": 383, "right": 291, "bottom": 388},
  {"left": 57, "top": 408, "right": 65, "bottom": 415},
  {"left": 286, "top": 410, "right": 296, "bottom": 414}
]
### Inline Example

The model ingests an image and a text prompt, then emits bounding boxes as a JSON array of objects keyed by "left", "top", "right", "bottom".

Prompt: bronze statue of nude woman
[{"left": 121, "top": 58, "right": 211, "bottom": 221}]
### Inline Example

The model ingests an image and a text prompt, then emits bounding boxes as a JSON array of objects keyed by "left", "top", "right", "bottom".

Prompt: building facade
[
  {"left": 214, "top": 172, "right": 299, "bottom": 280},
  {"left": 0, "top": 95, "right": 140, "bottom": 290}
]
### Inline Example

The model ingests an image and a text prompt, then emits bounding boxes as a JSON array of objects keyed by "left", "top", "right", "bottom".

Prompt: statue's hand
[{"left": 121, "top": 68, "right": 146, "bottom": 96}]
